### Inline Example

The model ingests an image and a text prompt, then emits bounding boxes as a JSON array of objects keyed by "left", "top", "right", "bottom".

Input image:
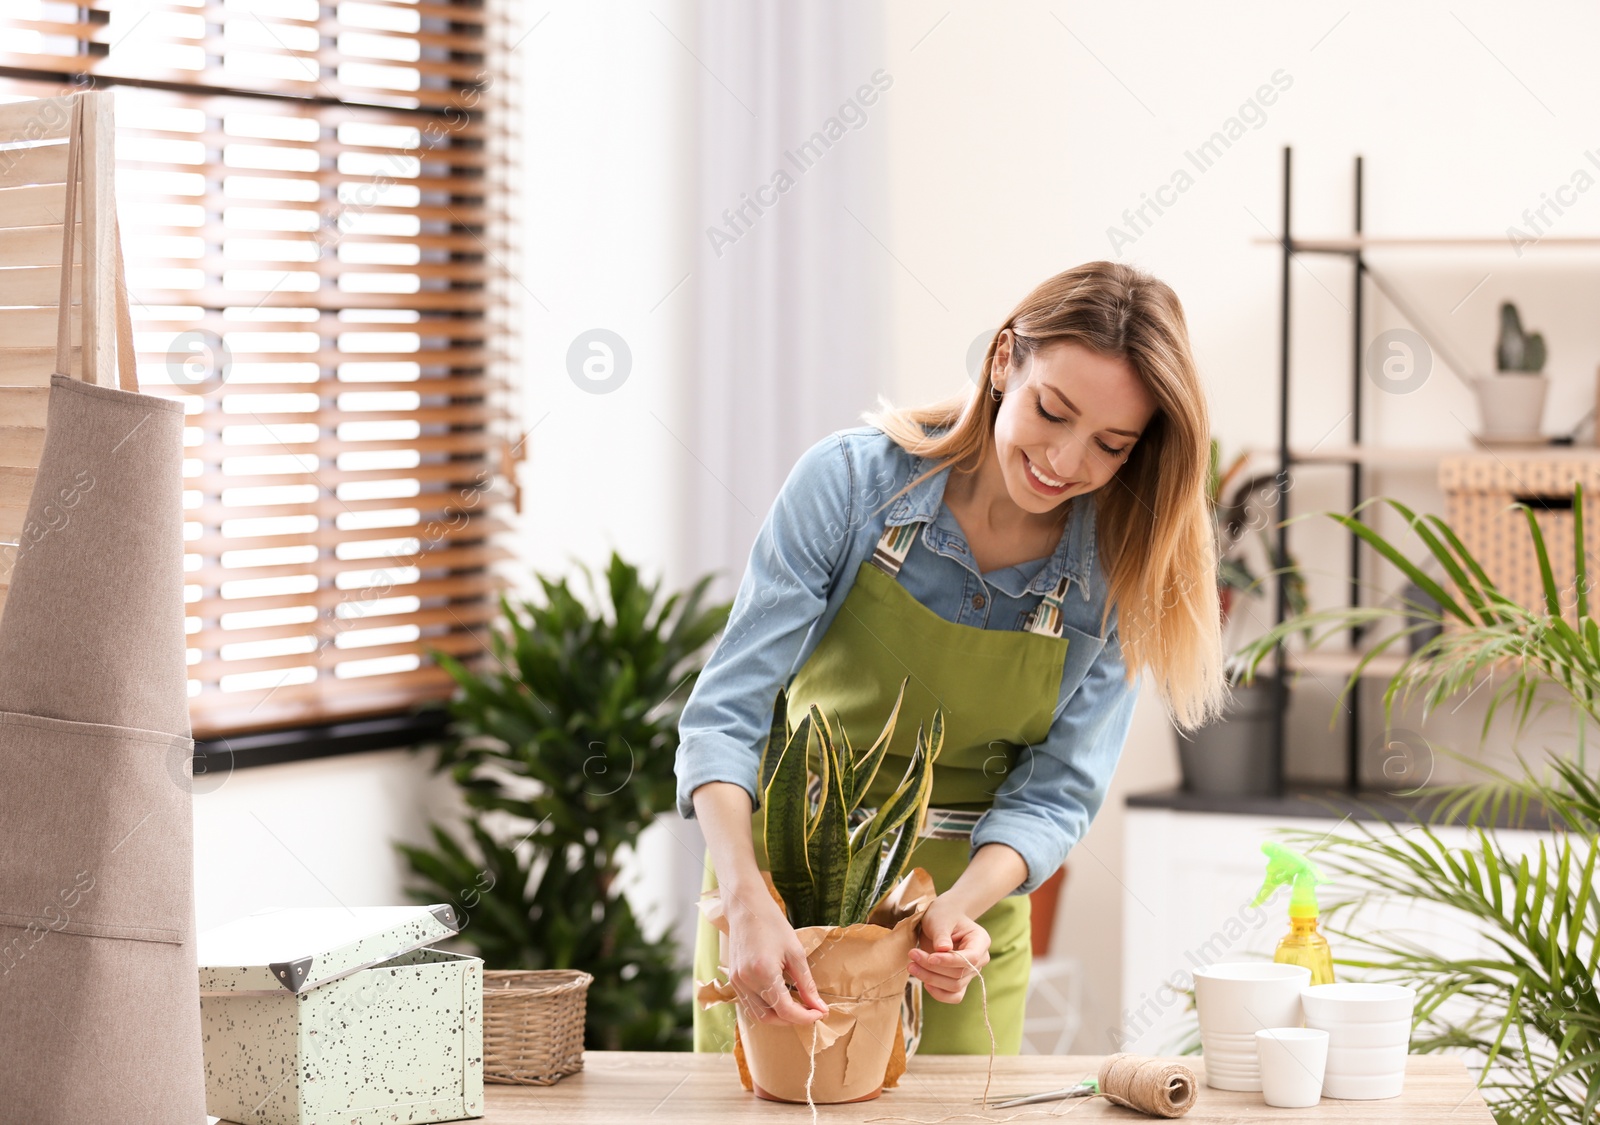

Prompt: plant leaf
[
  {"left": 764, "top": 713, "right": 815, "bottom": 927},
  {"left": 849, "top": 676, "right": 907, "bottom": 810},
  {"left": 805, "top": 704, "right": 849, "bottom": 926}
]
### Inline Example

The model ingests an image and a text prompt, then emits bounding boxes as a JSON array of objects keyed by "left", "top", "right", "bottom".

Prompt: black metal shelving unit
[
  {"left": 1271, "top": 144, "right": 1370, "bottom": 794},
  {"left": 1266, "top": 144, "right": 1600, "bottom": 796}
]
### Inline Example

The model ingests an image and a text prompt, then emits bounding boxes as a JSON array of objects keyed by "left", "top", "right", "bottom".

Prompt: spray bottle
[{"left": 1252, "top": 841, "right": 1335, "bottom": 985}]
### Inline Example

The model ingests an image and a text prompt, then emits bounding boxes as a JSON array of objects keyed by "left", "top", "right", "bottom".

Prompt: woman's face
[{"left": 989, "top": 333, "right": 1159, "bottom": 514}]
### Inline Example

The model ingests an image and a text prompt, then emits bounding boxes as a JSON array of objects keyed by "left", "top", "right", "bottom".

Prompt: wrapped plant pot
[
  {"left": 696, "top": 867, "right": 935, "bottom": 1103},
  {"left": 694, "top": 684, "right": 944, "bottom": 1103}
]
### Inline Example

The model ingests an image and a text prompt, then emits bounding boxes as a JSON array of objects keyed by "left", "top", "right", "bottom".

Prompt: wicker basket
[
  {"left": 482, "top": 969, "right": 592, "bottom": 1085},
  {"left": 1439, "top": 454, "right": 1600, "bottom": 632}
]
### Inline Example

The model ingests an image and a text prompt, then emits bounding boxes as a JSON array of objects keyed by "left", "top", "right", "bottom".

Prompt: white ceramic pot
[
  {"left": 1300, "top": 983, "right": 1416, "bottom": 1101},
  {"left": 1322, "top": 1070, "right": 1408, "bottom": 1100},
  {"left": 1301, "top": 982, "right": 1415, "bottom": 1023},
  {"left": 1470, "top": 372, "right": 1547, "bottom": 442},
  {"left": 1314, "top": 1017, "right": 1410, "bottom": 1047},
  {"left": 1194, "top": 963, "right": 1312, "bottom": 1092},
  {"left": 1255, "top": 1028, "right": 1329, "bottom": 1109}
]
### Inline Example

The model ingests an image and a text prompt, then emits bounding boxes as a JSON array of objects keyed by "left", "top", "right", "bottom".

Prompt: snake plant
[{"left": 760, "top": 679, "right": 944, "bottom": 928}]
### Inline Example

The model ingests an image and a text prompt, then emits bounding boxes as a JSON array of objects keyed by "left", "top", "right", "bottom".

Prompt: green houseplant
[
  {"left": 1229, "top": 482, "right": 1600, "bottom": 1122},
  {"left": 396, "top": 553, "right": 730, "bottom": 1051},
  {"left": 1210, "top": 438, "right": 1308, "bottom": 629},
  {"left": 760, "top": 680, "right": 943, "bottom": 927},
  {"left": 695, "top": 681, "right": 945, "bottom": 1104}
]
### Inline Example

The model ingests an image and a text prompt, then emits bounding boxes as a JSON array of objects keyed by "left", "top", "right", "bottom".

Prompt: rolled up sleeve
[
  {"left": 969, "top": 613, "right": 1141, "bottom": 896},
  {"left": 674, "top": 432, "right": 856, "bottom": 819}
]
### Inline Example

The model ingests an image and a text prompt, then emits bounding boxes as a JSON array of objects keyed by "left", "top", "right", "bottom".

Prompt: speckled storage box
[{"left": 197, "top": 905, "right": 484, "bottom": 1125}]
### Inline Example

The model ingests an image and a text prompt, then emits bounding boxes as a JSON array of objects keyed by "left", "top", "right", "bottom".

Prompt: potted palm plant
[
  {"left": 1230, "top": 482, "right": 1600, "bottom": 1122},
  {"left": 696, "top": 682, "right": 943, "bottom": 1104},
  {"left": 396, "top": 553, "right": 730, "bottom": 1051}
]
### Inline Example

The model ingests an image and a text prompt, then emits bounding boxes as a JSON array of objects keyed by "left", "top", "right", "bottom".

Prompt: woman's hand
[
  {"left": 910, "top": 894, "right": 992, "bottom": 1003},
  {"left": 691, "top": 782, "right": 829, "bottom": 1027},
  {"left": 723, "top": 885, "right": 830, "bottom": 1026}
]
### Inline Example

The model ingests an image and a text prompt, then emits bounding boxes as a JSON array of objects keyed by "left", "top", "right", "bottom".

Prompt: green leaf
[
  {"left": 1574, "top": 481, "right": 1588, "bottom": 622},
  {"left": 765, "top": 713, "right": 815, "bottom": 925},
  {"left": 868, "top": 710, "right": 943, "bottom": 912},
  {"left": 805, "top": 706, "right": 849, "bottom": 926},
  {"left": 758, "top": 688, "right": 790, "bottom": 796},
  {"left": 1516, "top": 500, "right": 1565, "bottom": 620},
  {"left": 848, "top": 676, "right": 907, "bottom": 809},
  {"left": 840, "top": 833, "right": 887, "bottom": 927},
  {"left": 1326, "top": 503, "right": 1475, "bottom": 622}
]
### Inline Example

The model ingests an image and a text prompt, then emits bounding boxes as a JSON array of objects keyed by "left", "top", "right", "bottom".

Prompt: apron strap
[
  {"left": 1022, "top": 573, "right": 1073, "bottom": 638},
  {"left": 869, "top": 521, "right": 919, "bottom": 577},
  {"left": 53, "top": 94, "right": 138, "bottom": 391},
  {"left": 804, "top": 774, "right": 981, "bottom": 839},
  {"left": 868, "top": 522, "right": 1070, "bottom": 639}
]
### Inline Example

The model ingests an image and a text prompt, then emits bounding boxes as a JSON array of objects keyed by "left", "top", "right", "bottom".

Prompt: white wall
[
  {"left": 881, "top": 0, "right": 1600, "bottom": 1051},
  {"left": 192, "top": 749, "right": 461, "bottom": 932}
]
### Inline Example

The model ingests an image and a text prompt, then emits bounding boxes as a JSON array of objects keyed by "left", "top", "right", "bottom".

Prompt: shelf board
[
  {"left": 1292, "top": 444, "right": 1462, "bottom": 468},
  {"left": 1126, "top": 785, "right": 1557, "bottom": 829},
  {"left": 1239, "top": 444, "right": 1600, "bottom": 469},
  {"left": 1251, "top": 234, "right": 1600, "bottom": 254},
  {"left": 1288, "top": 647, "right": 1409, "bottom": 678}
]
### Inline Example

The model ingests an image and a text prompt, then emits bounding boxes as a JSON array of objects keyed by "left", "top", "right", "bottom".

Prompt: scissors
[{"left": 972, "top": 1077, "right": 1098, "bottom": 1109}]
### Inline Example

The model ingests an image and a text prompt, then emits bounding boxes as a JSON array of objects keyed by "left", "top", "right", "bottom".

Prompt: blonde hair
[{"left": 862, "top": 261, "right": 1227, "bottom": 732}]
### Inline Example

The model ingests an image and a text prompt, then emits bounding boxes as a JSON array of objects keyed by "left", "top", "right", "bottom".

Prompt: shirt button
[{"left": 972, "top": 593, "right": 986, "bottom": 609}]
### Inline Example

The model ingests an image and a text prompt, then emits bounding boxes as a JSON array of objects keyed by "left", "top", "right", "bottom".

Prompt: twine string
[
  {"left": 956, "top": 948, "right": 996, "bottom": 1110},
  {"left": 805, "top": 1019, "right": 820, "bottom": 1125},
  {"left": 862, "top": 951, "right": 1197, "bottom": 1123},
  {"left": 793, "top": 943, "right": 1196, "bottom": 1121}
]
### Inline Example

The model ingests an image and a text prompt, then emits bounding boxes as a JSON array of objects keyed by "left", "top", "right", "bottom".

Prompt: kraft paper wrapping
[{"left": 695, "top": 867, "right": 936, "bottom": 1103}]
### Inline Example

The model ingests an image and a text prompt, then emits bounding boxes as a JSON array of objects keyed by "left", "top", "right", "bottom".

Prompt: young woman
[{"left": 675, "top": 260, "right": 1227, "bottom": 1055}]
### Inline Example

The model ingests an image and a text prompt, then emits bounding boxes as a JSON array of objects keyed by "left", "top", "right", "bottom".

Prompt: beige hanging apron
[{"left": 0, "top": 94, "right": 207, "bottom": 1122}]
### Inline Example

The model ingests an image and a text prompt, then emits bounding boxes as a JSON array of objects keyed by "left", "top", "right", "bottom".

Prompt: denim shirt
[{"left": 674, "top": 425, "right": 1141, "bottom": 896}]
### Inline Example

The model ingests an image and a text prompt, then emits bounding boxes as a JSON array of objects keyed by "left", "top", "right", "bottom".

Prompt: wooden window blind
[{"left": 0, "top": 1, "right": 523, "bottom": 739}]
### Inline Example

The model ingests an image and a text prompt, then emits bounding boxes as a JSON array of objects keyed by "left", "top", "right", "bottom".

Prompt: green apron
[{"left": 692, "top": 516, "right": 1073, "bottom": 1055}]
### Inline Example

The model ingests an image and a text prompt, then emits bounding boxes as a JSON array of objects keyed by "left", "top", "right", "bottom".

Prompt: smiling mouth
[{"left": 1023, "top": 452, "right": 1073, "bottom": 491}]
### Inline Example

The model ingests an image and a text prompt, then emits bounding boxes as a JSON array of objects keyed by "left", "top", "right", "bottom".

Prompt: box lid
[{"left": 197, "top": 903, "right": 460, "bottom": 995}]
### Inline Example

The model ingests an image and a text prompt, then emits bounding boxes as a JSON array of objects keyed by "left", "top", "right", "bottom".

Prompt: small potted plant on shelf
[
  {"left": 1177, "top": 441, "right": 1309, "bottom": 796},
  {"left": 1210, "top": 439, "right": 1309, "bottom": 633},
  {"left": 695, "top": 682, "right": 942, "bottom": 1104},
  {"left": 1469, "top": 299, "right": 1549, "bottom": 445}
]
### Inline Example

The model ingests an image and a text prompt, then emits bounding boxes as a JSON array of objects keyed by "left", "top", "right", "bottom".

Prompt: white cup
[
  {"left": 1194, "top": 963, "right": 1312, "bottom": 1091},
  {"left": 1300, "top": 983, "right": 1415, "bottom": 1100},
  {"left": 1255, "top": 1028, "right": 1328, "bottom": 1108}
]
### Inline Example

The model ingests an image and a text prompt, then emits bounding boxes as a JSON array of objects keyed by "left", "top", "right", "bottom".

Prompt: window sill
[{"left": 193, "top": 709, "right": 452, "bottom": 773}]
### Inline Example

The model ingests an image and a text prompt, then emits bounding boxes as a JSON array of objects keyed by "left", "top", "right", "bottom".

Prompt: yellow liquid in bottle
[{"left": 1274, "top": 916, "right": 1335, "bottom": 985}]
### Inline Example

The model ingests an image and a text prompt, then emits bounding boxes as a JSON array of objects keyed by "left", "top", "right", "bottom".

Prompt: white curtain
[
  {"left": 680, "top": 0, "right": 892, "bottom": 600},
  {"left": 657, "top": 0, "right": 892, "bottom": 989}
]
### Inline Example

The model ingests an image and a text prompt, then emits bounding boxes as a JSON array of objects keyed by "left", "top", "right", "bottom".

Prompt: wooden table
[{"left": 478, "top": 1051, "right": 1495, "bottom": 1121}]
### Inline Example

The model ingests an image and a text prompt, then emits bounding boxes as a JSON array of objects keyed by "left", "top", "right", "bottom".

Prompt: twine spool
[
  {"left": 1098, "top": 1054, "right": 1198, "bottom": 1118},
  {"left": 857, "top": 952, "right": 1203, "bottom": 1124}
]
